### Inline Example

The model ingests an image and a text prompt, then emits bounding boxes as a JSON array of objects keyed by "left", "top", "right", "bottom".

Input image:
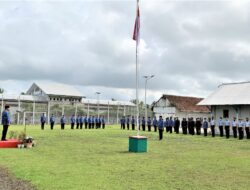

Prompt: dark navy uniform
[
  {"left": 1, "top": 106, "right": 11, "bottom": 141},
  {"left": 131, "top": 116, "right": 135, "bottom": 130},
  {"left": 50, "top": 114, "right": 55, "bottom": 130},
  {"left": 174, "top": 117, "right": 180, "bottom": 134},
  {"left": 181, "top": 118, "right": 187, "bottom": 134},
  {"left": 60, "top": 115, "right": 66, "bottom": 130},
  {"left": 84, "top": 116, "right": 88, "bottom": 129},
  {"left": 245, "top": 118, "right": 250, "bottom": 139},
  {"left": 153, "top": 117, "right": 158, "bottom": 132},
  {"left": 40, "top": 113, "right": 46, "bottom": 130},
  {"left": 101, "top": 116, "right": 105, "bottom": 129},
  {"left": 158, "top": 116, "right": 164, "bottom": 140},
  {"left": 202, "top": 118, "right": 208, "bottom": 136},
  {"left": 70, "top": 115, "right": 75, "bottom": 129},
  {"left": 141, "top": 117, "right": 146, "bottom": 131},
  {"left": 126, "top": 117, "right": 130, "bottom": 130},
  {"left": 147, "top": 117, "right": 151, "bottom": 132},
  {"left": 195, "top": 118, "right": 201, "bottom": 135}
]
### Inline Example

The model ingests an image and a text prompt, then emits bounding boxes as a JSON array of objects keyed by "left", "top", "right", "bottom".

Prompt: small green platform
[{"left": 129, "top": 135, "right": 147, "bottom": 153}]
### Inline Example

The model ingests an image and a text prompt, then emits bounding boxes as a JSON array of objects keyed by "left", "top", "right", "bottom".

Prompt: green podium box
[{"left": 129, "top": 136, "right": 147, "bottom": 153}]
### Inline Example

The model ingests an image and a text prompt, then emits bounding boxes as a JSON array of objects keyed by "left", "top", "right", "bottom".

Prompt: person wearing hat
[
  {"left": 1, "top": 105, "right": 11, "bottom": 141},
  {"left": 245, "top": 117, "right": 250, "bottom": 139},
  {"left": 50, "top": 114, "right": 55, "bottom": 130},
  {"left": 158, "top": 116, "right": 164, "bottom": 140},
  {"left": 40, "top": 113, "right": 46, "bottom": 130},
  {"left": 238, "top": 119, "right": 245, "bottom": 140},
  {"left": 232, "top": 117, "right": 238, "bottom": 138}
]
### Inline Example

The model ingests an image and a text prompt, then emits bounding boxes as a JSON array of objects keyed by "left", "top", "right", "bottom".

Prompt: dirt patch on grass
[{"left": 0, "top": 167, "right": 35, "bottom": 190}]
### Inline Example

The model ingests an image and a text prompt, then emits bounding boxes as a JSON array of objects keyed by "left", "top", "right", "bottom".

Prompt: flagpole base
[{"left": 128, "top": 135, "right": 147, "bottom": 153}]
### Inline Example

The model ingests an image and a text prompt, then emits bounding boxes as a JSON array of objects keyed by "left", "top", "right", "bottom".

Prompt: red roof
[{"left": 162, "top": 95, "right": 210, "bottom": 113}]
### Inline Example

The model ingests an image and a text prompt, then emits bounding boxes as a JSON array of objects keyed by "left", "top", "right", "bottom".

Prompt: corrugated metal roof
[
  {"left": 29, "top": 82, "right": 83, "bottom": 97},
  {"left": 0, "top": 94, "right": 48, "bottom": 102},
  {"left": 83, "top": 98, "right": 135, "bottom": 106},
  {"left": 198, "top": 82, "right": 250, "bottom": 105}
]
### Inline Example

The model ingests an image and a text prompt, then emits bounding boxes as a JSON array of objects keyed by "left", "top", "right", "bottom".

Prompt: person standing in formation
[
  {"left": 195, "top": 118, "right": 201, "bottom": 135},
  {"left": 153, "top": 116, "right": 158, "bottom": 132},
  {"left": 141, "top": 116, "right": 146, "bottom": 131},
  {"left": 158, "top": 116, "right": 164, "bottom": 140},
  {"left": 101, "top": 116, "right": 105, "bottom": 129},
  {"left": 232, "top": 117, "right": 238, "bottom": 138},
  {"left": 80, "top": 115, "right": 83, "bottom": 129},
  {"left": 91, "top": 116, "right": 95, "bottom": 129},
  {"left": 224, "top": 117, "right": 231, "bottom": 139},
  {"left": 147, "top": 117, "right": 151, "bottom": 132},
  {"left": 182, "top": 118, "right": 188, "bottom": 135},
  {"left": 202, "top": 118, "right": 208, "bottom": 136},
  {"left": 174, "top": 117, "right": 180, "bottom": 134},
  {"left": 70, "top": 114, "right": 75, "bottom": 129},
  {"left": 245, "top": 118, "right": 250, "bottom": 139},
  {"left": 238, "top": 119, "right": 244, "bottom": 140},
  {"left": 40, "top": 113, "right": 46, "bottom": 130},
  {"left": 210, "top": 117, "right": 215, "bottom": 137},
  {"left": 1, "top": 105, "right": 11, "bottom": 141},
  {"left": 60, "top": 115, "right": 66, "bottom": 130},
  {"left": 84, "top": 115, "right": 88, "bottom": 129},
  {"left": 121, "top": 116, "right": 125, "bottom": 130},
  {"left": 126, "top": 116, "right": 130, "bottom": 130},
  {"left": 50, "top": 114, "right": 55, "bottom": 130},
  {"left": 169, "top": 117, "right": 174, "bottom": 134},
  {"left": 76, "top": 115, "right": 80, "bottom": 129},
  {"left": 218, "top": 117, "right": 224, "bottom": 137},
  {"left": 131, "top": 116, "right": 135, "bottom": 130},
  {"left": 88, "top": 116, "right": 91, "bottom": 129}
]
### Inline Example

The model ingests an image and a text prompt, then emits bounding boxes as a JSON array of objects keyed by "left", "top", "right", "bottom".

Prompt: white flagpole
[{"left": 136, "top": 0, "right": 140, "bottom": 136}]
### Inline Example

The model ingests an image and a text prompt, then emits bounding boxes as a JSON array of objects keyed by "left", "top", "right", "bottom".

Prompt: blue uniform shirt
[
  {"left": 2, "top": 110, "right": 10, "bottom": 125},
  {"left": 41, "top": 115, "right": 46, "bottom": 123},
  {"left": 50, "top": 116, "right": 55, "bottom": 123},
  {"left": 88, "top": 117, "right": 91, "bottom": 123},
  {"left": 60, "top": 116, "right": 66, "bottom": 124},
  {"left": 147, "top": 119, "right": 151, "bottom": 125},
  {"left": 101, "top": 117, "right": 105, "bottom": 124},
  {"left": 71, "top": 117, "right": 75, "bottom": 124},
  {"left": 126, "top": 118, "right": 130, "bottom": 124},
  {"left": 153, "top": 118, "right": 158, "bottom": 126},
  {"left": 202, "top": 121, "right": 208, "bottom": 128},
  {"left": 158, "top": 119, "right": 164, "bottom": 129},
  {"left": 142, "top": 118, "right": 146, "bottom": 125},
  {"left": 131, "top": 118, "right": 135, "bottom": 125}
]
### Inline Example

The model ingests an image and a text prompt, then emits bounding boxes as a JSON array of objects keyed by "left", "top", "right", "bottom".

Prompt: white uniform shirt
[
  {"left": 225, "top": 120, "right": 230, "bottom": 126},
  {"left": 232, "top": 121, "right": 237, "bottom": 127},
  {"left": 238, "top": 121, "right": 245, "bottom": 128},
  {"left": 218, "top": 119, "right": 224, "bottom": 126},
  {"left": 245, "top": 121, "right": 250, "bottom": 127},
  {"left": 210, "top": 119, "right": 215, "bottom": 126}
]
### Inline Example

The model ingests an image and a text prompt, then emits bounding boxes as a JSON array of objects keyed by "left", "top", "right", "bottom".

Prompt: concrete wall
[{"left": 212, "top": 105, "right": 250, "bottom": 121}]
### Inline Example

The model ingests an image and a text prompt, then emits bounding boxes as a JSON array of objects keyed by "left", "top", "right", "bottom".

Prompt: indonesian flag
[{"left": 132, "top": 2, "right": 140, "bottom": 43}]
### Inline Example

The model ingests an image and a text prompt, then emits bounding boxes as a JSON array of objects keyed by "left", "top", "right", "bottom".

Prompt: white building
[
  {"left": 152, "top": 94, "right": 210, "bottom": 119},
  {"left": 0, "top": 82, "right": 135, "bottom": 124},
  {"left": 198, "top": 82, "right": 250, "bottom": 121}
]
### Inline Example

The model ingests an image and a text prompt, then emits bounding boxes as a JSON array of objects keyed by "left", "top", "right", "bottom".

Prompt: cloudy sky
[{"left": 0, "top": 0, "right": 249, "bottom": 103}]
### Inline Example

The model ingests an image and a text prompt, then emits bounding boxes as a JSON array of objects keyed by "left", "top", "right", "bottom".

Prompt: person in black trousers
[
  {"left": 210, "top": 117, "right": 215, "bottom": 137},
  {"left": 190, "top": 117, "right": 195, "bottom": 135},
  {"left": 181, "top": 118, "right": 187, "bottom": 135},
  {"left": 147, "top": 117, "right": 152, "bottom": 132},
  {"left": 224, "top": 118, "right": 231, "bottom": 139},
  {"left": 1, "top": 105, "right": 11, "bottom": 141},
  {"left": 153, "top": 117, "right": 158, "bottom": 132},
  {"left": 126, "top": 116, "right": 130, "bottom": 130},
  {"left": 195, "top": 118, "right": 202, "bottom": 135},
  {"left": 40, "top": 113, "right": 46, "bottom": 130},
  {"left": 60, "top": 115, "right": 66, "bottom": 130},
  {"left": 218, "top": 117, "right": 224, "bottom": 137},
  {"left": 245, "top": 118, "right": 250, "bottom": 139},
  {"left": 158, "top": 116, "right": 164, "bottom": 140},
  {"left": 131, "top": 116, "right": 135, "bottom": 130},
  {"left": 174, "top": 117, "right": 180, "bottom": 134},
  {"left": 202, "top": 118, "right": 208, "bottom": 136},
  {"left": 238, "top": 119, "right": 244, "bottom": 140},
  {"left": 232, "top": 117, "right": 238, "bottom": 138},
  {"left": 141, "top": 116, "right": 146, "bottom": 131},
  {"left": 50, "top": 114, "right": 55, "bottom": 130}
]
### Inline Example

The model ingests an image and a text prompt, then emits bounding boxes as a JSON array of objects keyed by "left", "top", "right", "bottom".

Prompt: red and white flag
[{"left": 132, "top": 1, "right": 140, "bottom": 44}]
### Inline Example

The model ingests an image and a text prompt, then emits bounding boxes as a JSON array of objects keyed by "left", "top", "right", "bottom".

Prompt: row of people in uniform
[
  {"left": 40, "top": 114, "right": 106, "bottom": 130},
  {"left": 120, "top": 116, "right": 250, "bottom": 140}
]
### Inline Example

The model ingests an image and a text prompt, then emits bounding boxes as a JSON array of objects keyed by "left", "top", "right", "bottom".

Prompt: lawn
[{"left": 0, "top": 125, "right": 249, "bottom": 190}]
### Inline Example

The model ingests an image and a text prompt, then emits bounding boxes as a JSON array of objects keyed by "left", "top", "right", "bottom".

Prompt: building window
[{"left": 223, "top": 110, "right": 229, "bottom": 118}]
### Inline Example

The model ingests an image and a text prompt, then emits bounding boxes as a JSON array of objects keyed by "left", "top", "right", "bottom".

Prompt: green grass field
[{"left": 0, "top": 125, "right": 249, "bottom": 190}]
